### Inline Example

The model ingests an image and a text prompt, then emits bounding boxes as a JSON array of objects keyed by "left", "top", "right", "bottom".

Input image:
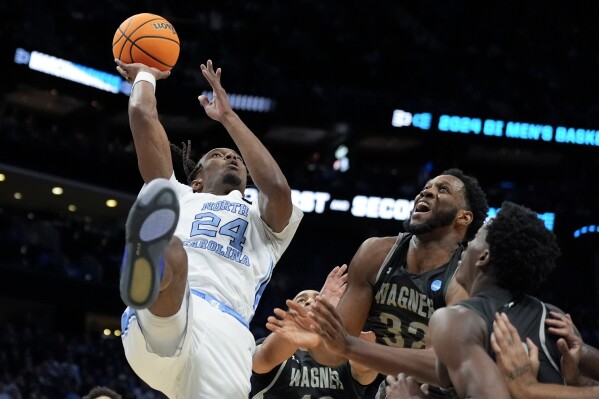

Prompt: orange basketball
[{"left": 112, "top": 13, "right": 180, "bottom": 71}]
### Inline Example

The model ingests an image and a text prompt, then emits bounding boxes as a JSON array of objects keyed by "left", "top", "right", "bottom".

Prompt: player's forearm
[
  {"left": 129, "top": 81, "right": 159, "bottom": 139},
  {"left": 343, "top": 337, "right": 439, "bottom": 385},
  {"left": 308, "top": 342, "right": 347, "bottom": 368},
  {"left": 219, "top": 111, "right": 290, "bottom": 195},
  {"left": 574, "top": 376, "right": 599, "bottom": 387},
  {"left": 509, "top": 381, "right": 599, "bottom": 399},
  {"left": 253, "top": 334, "right": 298, "bottom": 374},
  {"left": 128, "top": 79, "right": 173, "bottom": 181},
  {"left": 350, "top": 362, "right": 379, "bottom": 386},
  {"left": 580, "top": 343, "right": 599, "bottom": 381}
]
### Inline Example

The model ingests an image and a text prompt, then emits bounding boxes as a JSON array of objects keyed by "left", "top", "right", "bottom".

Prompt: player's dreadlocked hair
[
  {"left": 170, "top": 140, "right": 202, "bottom": 185},
  {"left": 441, "top": 168, "right": 489, "bottom": 243},
  {"left": 487, "top": 201, "right": 560, "bottom": 296},
  {"left": 169, "top": 140, "right": 254, "bottom": 188}
]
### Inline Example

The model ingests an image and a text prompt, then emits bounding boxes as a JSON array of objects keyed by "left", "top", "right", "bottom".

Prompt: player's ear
[
  {"left": 477, "top": 249, "right": 491, "bottom": 269},
  {"left": 191, "top": 179, "right": 203, "bottom": 192},
  {"left": 456, "top": 209, "right": 473, "bottom": 227}
]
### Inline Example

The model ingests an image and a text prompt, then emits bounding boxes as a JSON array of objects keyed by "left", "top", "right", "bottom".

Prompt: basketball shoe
[{"left": 120, "top": 178, "right": 179, "bottom": 309}]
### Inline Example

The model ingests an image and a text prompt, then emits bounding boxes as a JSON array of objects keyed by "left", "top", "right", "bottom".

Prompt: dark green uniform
[
  {"left": 251, "top": 337, "right": 367, "bottom": 399},
  {"left": 368, "top": 233, "right": 464, "bottom": 399},
  {"left": 459, "top": 285, "right": 564, "bottom": 384},
  {"left": 368, "top": 233, "right": 463, "bottom": 350}
]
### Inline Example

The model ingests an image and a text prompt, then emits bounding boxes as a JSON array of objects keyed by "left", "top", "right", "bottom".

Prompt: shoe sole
[{"left": 120, "top": 179, "right": 179, "bottom": 309}]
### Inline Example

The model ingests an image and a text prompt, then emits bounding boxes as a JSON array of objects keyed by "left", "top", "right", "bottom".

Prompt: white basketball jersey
[{"left": 162, "top": 174, "right": 302, "bottom": 323}]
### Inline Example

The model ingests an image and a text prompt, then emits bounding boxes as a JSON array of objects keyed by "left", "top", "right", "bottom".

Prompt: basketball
[{"left": 112, "top": 13, "right": 180, "bottom": 71}]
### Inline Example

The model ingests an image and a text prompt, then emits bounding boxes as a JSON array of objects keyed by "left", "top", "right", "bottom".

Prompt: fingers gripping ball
[{"left": 112, "top": 13, "right": 180, "bottom": 71}]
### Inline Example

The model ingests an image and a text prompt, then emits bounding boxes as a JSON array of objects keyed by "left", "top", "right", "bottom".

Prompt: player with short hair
[
  {"left": 115, "top": 58, "right": 303, "bottom": 399},
  {"left": 251, "top": 265, "right": 378, "bottom": 398},
  {"left": 268, "top": 169, "right": 489, "bottom": 397},
  {"left": 427, "top": 201, "right": 563, "bottom": 398}
]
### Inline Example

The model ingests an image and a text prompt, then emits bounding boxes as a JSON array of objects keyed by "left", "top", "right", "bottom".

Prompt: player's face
[
  {"left": 456, "top": 223, "right": 490, "bottom": 292},
  {"left": 199, "top": 148, "right": 248, "bottom": 190},
  {"left": 293, "top": 290, "right": 319, "bottom": 309},
  {"left": 403, "top": 175, "right": 466, "bottom": 235}
]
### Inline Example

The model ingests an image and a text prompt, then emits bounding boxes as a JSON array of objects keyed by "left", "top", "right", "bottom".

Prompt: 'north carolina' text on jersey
[{"left": 168, "top": 174, "right": 303, "bottom": 324}]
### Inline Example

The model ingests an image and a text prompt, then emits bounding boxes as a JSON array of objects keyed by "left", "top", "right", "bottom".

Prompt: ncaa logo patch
[{"left": 431, "top": 279, "right": 442, "bottom": 292}]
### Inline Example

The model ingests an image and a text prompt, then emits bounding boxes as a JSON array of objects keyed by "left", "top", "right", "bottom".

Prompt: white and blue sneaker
[{"left": 120, "top": 178, "right": 179, "bottom": 309}]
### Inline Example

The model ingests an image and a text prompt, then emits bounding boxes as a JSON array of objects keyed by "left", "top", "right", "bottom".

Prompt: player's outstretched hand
[
  {"left": 385, "top": 373, "right": 430, "bottom": 399},
  {"left": 546, "top": 311, "right": 583, "bottom": 385},
  {"left": 266, "top": 300, "right": 320, "bottom": 349},
  {"left": 115, "top": 59, "right": 170, "bottom": 83},
  {"left": 307, "top": 296, "right": 352, "bottom": 356},
  {"left": 319, "top": 264, "right": 348, "bottom": 308},
  {"left": 491, "top": 313, "right": 538, "bottom": 385},
  {"left": 198, "top": 59, "right": 232, "bottom": 122}
]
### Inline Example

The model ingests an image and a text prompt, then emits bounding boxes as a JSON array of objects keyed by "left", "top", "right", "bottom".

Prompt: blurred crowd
[{"left": 0, "top": 321, "right": 165, "bottom": 399}]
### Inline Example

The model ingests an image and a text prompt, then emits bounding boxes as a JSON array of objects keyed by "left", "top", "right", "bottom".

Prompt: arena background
[{"left": 1, "top": 1, "right": 598, "bottom": 397}]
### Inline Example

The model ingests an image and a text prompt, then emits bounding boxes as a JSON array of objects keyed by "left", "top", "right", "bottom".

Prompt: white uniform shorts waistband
[{"left": 190, "top": 289, "right": 249, "bottom": 328}]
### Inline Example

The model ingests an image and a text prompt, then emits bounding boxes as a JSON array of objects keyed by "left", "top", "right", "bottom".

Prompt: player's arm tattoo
[{"left": 506, "top": 363, "right": 533, "bottom": 381}]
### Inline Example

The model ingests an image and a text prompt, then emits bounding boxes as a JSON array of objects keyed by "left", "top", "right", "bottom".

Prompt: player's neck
[
  {"left": 200, "top": 184, "right": 240, "bottom": 196},
  {"left": 469, "top": 275, "right": 498, "bottom": 297},
  {"left": 406, "top": 234, "right": 460, "bottom": 273}
]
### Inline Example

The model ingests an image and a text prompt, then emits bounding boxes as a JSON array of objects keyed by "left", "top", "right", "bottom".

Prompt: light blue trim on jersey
[
  {"left": 121, "top": 307, "right": 137, "bottom": 337},
  {"left": 191, "top": 289, "right": 249, "bottom": 329},
  {"left": 253, "top": 258, "right": 275, "bottom": 313}
]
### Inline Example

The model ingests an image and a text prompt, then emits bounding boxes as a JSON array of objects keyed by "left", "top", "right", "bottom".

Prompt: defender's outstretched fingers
[
  {"left": 198, "top": 95, "right": 210, "bottom": 108},
  {"left": 310, "top": 297, "right": 344, "bottom": 337},
  {"left": 490, "top": 330, "right": 501, "bottom": 355},
  {"left": 308, "top": 315, "right": 330, "bottom": 340},
  {"left": 525, "top": 337, "right": 538, "bottom": 361},
  {"left": 265, "top": 321, "right": 280, "bottom": 333},
  {"left": 545, "top": 311, "right": 569, "bottom": 328},
  {"left": 273, "top": 307, "right": 288, "bottom": 319},
  {"left": 491, "top": 313, "right": 510, "bottom": 354},
  {"left": 386, "top": 373, "right": 399, "bottom": 386},
  {"left": 546, "top": 312, "right": 577, "bottom": 337},
  {"left": 286, "top": 299, "right": 310, "bottom": 316},
  {"left": 313, "top": 296, "right": 344, "bottom": 321},
  {"left": 501, "top": 313, "right": 522, "bottom": 344},
  {"left": 265, "top": 309, "right": 287, "bottom": 333}
]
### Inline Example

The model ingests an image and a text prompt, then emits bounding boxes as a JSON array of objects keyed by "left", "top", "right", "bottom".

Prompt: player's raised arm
[
  {"left": 198, "top": 60, "right": 292, "bottom": 232},
  {"left": 115, "top": 59, "right": 173, "bottom": 182}
]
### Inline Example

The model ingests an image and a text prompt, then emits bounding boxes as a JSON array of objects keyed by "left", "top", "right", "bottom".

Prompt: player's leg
[
  {"left": 121, "top": 287, "right": 192, "bottom": 397},
  {"left": 150, "top": 235, "right": 188, "bottom": 317},
  {"left": 120, "top": 177, "right": 181, "bottom": 310},
  {"left": 122, "top": 292, "right": 255, "bottom": 398}
]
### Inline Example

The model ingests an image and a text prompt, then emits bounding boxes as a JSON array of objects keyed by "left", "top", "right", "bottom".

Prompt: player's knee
[{"left": 165, "top": 236, "right": 187, "bottom": 278}]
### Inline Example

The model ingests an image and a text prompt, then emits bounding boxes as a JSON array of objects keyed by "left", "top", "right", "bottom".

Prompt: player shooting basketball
[{"left": 115, "top": 57, "right": 303, "bottom": 399}]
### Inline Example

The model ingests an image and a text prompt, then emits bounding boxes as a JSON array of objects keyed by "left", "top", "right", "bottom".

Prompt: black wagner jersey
[
  {"left": 459, "top": 286, "right": 564, "bottom": 384},
  {"left": 251, "top": 338, "right": 367, "bottom": 399},
  {"left": 367, "top": 233, "right": 464, "bottom": 349}
]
